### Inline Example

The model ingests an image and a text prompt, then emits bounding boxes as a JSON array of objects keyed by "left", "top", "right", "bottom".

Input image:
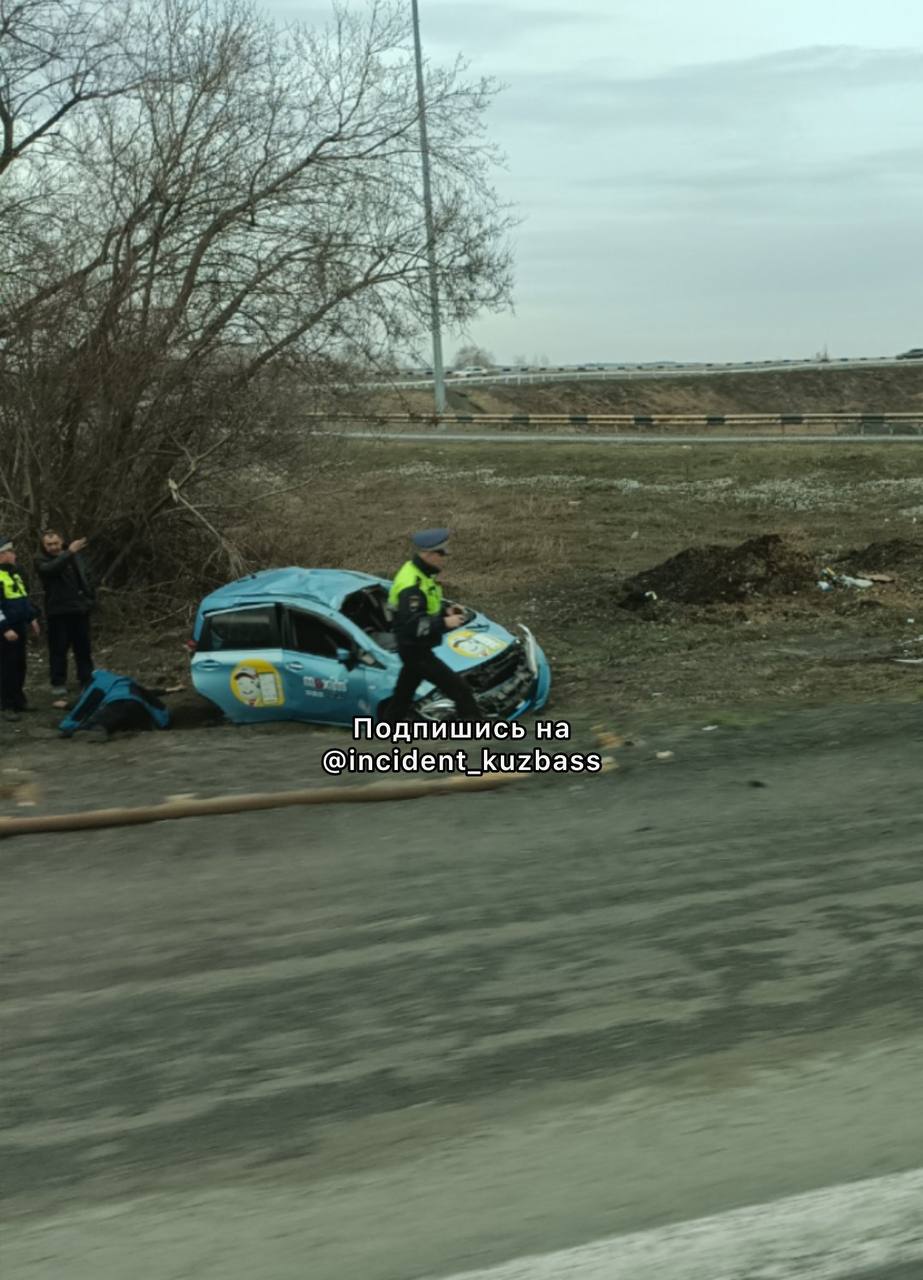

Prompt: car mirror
[{"left": 335, "top": 646, "right": 355, "bottom": 668}]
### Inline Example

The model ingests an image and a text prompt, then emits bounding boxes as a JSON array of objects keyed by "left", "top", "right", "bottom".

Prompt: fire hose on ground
[{"left": 0, "top": 772, "right": 529, "bottom": 840}]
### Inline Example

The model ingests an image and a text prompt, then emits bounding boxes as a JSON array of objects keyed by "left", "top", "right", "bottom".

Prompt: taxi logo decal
[
  {"left": 447, "top": 630, "right": 507, "bottom": 660},
  {"left": 231, "top": 659, "right": 284, "bottom": 707}
]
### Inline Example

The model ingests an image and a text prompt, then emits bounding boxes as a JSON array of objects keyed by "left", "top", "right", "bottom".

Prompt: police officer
[
  {"left": 0, "top": 535, "right": 40, "bottom": 722},
  {"left": 386, "top": 528, "right": 484, "bottom": 723}
]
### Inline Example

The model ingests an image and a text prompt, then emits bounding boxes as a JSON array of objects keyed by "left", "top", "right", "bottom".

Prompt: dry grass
[
  {"left": 253, "top": 438, "right": 923, "bottom": 593},
  {"left": 104, "top": 438, "right": 923, "bottom": 721},
  {"left": 372, "top": 361, "right": 923, "bottom": 418}
]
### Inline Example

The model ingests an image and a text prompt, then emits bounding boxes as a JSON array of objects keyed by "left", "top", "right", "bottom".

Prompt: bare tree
[
  {"left": 0, "top": 0, "right": 514, "bottom": 591},
  {"left": 453, "top": 343, "right": 495, "bottom": 368},
  {"left": 0, "top": 0, "right": 134, "bottom": 179}
]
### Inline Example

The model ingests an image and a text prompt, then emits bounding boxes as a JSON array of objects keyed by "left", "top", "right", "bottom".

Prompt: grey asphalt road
[
  {"left": 2, "top": 702, "right": 923, "bottom": 1278},
  {"left": 331, "top": 429, "right": 923, "bottom": 445}
]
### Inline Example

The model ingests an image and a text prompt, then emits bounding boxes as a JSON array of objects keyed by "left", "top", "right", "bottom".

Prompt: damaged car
[{"left": 188, "top": 568, "right": 551, "bottom": 726}]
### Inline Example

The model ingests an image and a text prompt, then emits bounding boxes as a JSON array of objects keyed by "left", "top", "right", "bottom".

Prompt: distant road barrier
[
  {"left": 368, "top": 356, "right": 917, "bottom": 390},
  {"left": 308, "top": 411, "right": 923, "bottom": 434}
]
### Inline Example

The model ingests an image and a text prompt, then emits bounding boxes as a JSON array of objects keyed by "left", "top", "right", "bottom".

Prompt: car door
[
  {"left": 279, "top": 607, "right": 369, "bottom": 726},
  {"left": 191, "top": 604, "right": 289, "bottom": 723}
]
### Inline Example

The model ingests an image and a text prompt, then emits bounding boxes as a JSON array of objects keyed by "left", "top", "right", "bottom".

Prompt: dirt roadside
[
  {"left": 373, "top": 362, "right": 923, "bottom": 419},
  {"left": 2, "top": 701, "right": 923, "bottom": 1280},
  {"left": 3, "top": 436, "right": 923, "bottom": 1278},
  {"left": 5, "top": 438, "right": 923, "bottom": 731}
]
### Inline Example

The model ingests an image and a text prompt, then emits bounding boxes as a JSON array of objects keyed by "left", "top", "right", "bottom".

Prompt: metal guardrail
[
  {"left": 308, "top": 411, "right": 923, "bottom": 433},
  {"left": 366, "top": 356, "right": 916, "bottom": 391}
]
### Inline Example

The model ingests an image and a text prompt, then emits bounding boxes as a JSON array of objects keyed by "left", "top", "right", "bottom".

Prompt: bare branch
[{"left": 0, "top": 0, "right": 514, "bottom": 596}]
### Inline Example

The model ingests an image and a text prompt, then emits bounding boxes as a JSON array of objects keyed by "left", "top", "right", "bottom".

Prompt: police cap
[{"left": 411, "top": 527, "right": 451, "bottom": 551}]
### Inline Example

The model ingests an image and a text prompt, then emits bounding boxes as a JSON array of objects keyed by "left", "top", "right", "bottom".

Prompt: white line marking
[{"left": 429, "top": 1166, "right": 923, "bottom": 1280}]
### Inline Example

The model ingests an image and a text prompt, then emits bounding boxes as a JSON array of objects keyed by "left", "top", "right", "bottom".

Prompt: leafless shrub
[{"left": 0, "top": 0, "right": 513, "bottom": 594}]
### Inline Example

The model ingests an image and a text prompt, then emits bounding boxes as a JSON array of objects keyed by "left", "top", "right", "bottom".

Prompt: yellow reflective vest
[
  {"left": 0, "top": 569, "right": 27, "bottom": 600},
  {"left": 388, "top": 560, "right": 443, "bottom": 615},
  {"left": 0, "top": 566, "right": 35, "bottom": 630}
]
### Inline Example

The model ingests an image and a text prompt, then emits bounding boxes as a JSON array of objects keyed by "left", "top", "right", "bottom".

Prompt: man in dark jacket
[
  {"left": 385, "top": 527, "right": 484, "bottom": 723},
  {"left": 36, "top": 530, "right": 95, "bottom": 698},
  {"left": 0, "top": 535, "right": 40, "bottom": 722}
]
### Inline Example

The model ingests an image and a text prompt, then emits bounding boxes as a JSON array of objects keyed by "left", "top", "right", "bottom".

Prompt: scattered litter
[
  {"left": 656, "top": 751, "right": 675, "bottom": 762},
  {"left": 893, "top": 658, "right": 923, "bottom": 666},
  {"left": 0, "top": 770, "right": 40, "bottom": 807},
  {"left": 615, "top": 535, "right": 922, "bottom": 616},
  {"left": 591, "top": 723, "right": 626, "bottom": 749},
  {"left": 702, "top": 725, "right": 719, "bottom": 732},
  {"left": 630, "top": 530, "right": 639, "bottom": 540},
  {"left": 820, "top": 568, "right": 873, "bottom": 590},
  {"left": 600, "top": 757, "right": 620, "bottom": 773}
]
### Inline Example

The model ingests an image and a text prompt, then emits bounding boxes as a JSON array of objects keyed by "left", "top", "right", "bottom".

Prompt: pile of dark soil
[
  {"left": 837, "top": 539, "right": 923, "bottom": 580},
  {"left": 620, "top": 534, "right": 816, "bottom": 607}
]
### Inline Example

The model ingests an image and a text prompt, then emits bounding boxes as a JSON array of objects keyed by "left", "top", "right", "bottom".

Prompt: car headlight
[
  {"left": 415, "top": 693, "right": 457, "bottom": 721},
  {"left": 516, "top": 624, "right": 539, "bottom": 676}
]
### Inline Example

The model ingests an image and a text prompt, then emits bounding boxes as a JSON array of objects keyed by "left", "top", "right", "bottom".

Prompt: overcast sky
[{"left": 260, "top": 0, "right": 923, "bottom": 363}]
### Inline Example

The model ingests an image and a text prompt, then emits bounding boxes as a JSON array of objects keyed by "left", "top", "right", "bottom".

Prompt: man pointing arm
[{"left": 35, "top": 530, "right": 96, "bottom": 698}]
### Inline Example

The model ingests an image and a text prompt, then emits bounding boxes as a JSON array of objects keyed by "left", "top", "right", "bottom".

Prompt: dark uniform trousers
[
  {"left": 0, "top": 630, "right": 28, "bottom": 711},
  {"left": 388, "top": 646, "right": 484, "bottom": 722},
  {"left": 47, "top": 613, "right": 94, "bottom": 687}
]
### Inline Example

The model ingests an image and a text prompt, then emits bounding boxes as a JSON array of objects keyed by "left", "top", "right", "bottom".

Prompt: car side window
[
  {"left": 285, "top": 609, "right": 346, "bottom": 658},
  {"left": 199, "top": 606, "right": 280, "bottom": 652}
]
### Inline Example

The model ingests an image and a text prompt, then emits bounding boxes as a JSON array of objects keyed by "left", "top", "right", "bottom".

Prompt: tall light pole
[{"left": 410, "top": 0, "right": 447, "bottom": 418}]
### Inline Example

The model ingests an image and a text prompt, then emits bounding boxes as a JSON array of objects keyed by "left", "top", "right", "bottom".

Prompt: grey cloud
[
  {"left": 262, "top": 2, "right": 601, "bottom": 48},
  {"left": 415, "top": 4, "right": 605, "bottom": 50},
  {"left": 620, "top": 43, "right": 923, "bottom": 92},
  {"left": 493, "top": 45, "right": 923, "bottom": 130},
  {"left": 571, "top": 144, "right": 923, "bottom": 200}
]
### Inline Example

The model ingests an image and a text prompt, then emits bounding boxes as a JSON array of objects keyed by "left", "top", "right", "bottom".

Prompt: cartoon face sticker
[
  {"left": 231, "top": 659, "right": 284, "bottom": 707},
  {"left": 446, "top": 630, "right": 507, "bottom": 661}
]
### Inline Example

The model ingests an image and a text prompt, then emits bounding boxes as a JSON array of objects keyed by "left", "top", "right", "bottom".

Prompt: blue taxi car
[{"left": 188, "top": 568, "right": 551, "bottom": 725}]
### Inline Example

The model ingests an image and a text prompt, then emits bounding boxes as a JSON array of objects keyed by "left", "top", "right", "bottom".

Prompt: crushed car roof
[{"left": 199, "top": 568, "right": 384, "bottom": 613}]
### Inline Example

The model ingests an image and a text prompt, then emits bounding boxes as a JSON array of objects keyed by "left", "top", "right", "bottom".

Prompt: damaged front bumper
[{"left": 415, "top": 628, "right": 550, "bottom": 722}]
